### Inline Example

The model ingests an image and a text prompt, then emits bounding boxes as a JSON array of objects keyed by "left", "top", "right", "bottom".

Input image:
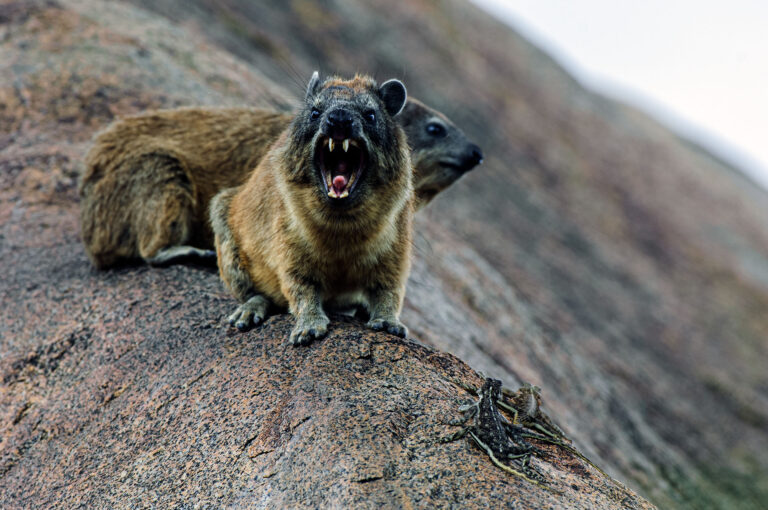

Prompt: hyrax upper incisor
[
  {"left": 79, "top": 94, "right": 481, "bottom": 269},
  {"left": 210, "top": 73, "right": 413, "bottom": 345}
]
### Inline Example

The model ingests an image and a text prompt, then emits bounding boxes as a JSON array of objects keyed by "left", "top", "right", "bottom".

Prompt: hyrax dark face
[
  {"left": 286, "top": 72, "right": 409, "bottom": 211},
  {"left": 398, "top": 99, "right": 483, "bottom": 199}
]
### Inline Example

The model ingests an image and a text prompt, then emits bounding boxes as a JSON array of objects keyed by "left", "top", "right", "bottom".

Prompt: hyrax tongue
[
  {"left": 332, "top": 175, "right": 348, "bottom": 194},
  {"left": 330, "top": 159, "right": 350, "bottom": 195}
]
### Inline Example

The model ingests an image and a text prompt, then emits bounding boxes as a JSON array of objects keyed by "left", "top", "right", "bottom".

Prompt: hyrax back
[
  {"left": 80, "top": 99, "right": 481, "bottom": 268},
  {"left": 79, "top": 108, "right": 289, "bottom": 268},
  {"left": 212, "top": 73, "right": 413, "bottom": 345}
]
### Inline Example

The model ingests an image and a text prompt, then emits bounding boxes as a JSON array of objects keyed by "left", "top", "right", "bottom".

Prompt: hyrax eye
[
  {"left": 365, "top": 110, "right": 376, "bottom": 123},
  {"left": 426, "top": 122, "right": 446, "bottom": 138},
  {"left": 310, "top": 108, "right": 321, "bottom": 120}
]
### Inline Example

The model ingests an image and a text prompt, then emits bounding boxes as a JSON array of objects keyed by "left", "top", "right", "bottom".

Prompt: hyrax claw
[
  {"left": 388, "top": 323, "right": 408, "bottom": 338},
  {"left": 366, "top": 318, "right": 408, "bottom": 338},
  {"left": 226, "top": 294, "right": 270, "bottom": 331},
  {"left": 289, "top": 322, "right": 329, "bottom": 346}
]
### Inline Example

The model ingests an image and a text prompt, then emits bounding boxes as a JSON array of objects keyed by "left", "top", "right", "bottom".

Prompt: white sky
[{"left": 471, "top": 0, "right": 768, "bottom": 189}]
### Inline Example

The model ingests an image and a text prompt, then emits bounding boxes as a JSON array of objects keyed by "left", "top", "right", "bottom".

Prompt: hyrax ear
[
  {"left": 379, "top": 79, "right": 407, "bottom": 117},
  {"left": 306, "top": 71, "right": 321, "bottom": 100}
]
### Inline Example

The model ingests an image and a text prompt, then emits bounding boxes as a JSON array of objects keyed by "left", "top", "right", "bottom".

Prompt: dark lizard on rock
[{"left": 445, "top": 378, "right": 549, "bottom": 487}]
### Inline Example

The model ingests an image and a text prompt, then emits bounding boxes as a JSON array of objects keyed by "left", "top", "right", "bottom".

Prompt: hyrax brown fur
[
  {"left": 210, "top": 73, "right": 413, "bottom": 345},
  {"left": 80, "top": 97, "right": 481, "bottom": 268},
  {"left": 80, "top": 109, "right": 290, "bottom": 268}
]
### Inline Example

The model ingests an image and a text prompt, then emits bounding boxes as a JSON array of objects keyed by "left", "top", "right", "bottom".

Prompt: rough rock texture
[{"left": 1, "top": 0, "right": 767, "bottom": 509}]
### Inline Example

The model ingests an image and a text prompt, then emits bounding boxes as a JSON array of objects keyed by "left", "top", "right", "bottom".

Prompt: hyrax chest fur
[{"left": 210, "top": 73, "right": 413, "bottom": 345}]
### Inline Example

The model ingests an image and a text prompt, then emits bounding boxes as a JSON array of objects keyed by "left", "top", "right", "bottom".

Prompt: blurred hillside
[{"left": 2, "top": 0, "right": 768, "bottom": 508}]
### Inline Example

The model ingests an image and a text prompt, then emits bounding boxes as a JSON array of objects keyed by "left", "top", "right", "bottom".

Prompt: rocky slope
[{"left": 2, "top": 0, "right": 767, "bottom": 508}]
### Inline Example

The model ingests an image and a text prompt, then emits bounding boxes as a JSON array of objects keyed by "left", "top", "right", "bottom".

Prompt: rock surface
[{"left": 1, "top": 0, "right": 767, "bottom": 509}]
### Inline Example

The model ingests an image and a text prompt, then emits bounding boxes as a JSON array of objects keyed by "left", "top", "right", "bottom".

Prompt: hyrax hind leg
[
  {"left": 132, "top": 153, "right": 215, "bottom": 266},
  {"left": 210, "top": 187, "right": 274, "bottom": 331}
]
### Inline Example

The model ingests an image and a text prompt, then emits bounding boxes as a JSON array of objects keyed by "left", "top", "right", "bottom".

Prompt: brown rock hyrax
[
  {"left": 399, "top": 98, "right": 483, "bottom": 207},
  {"left": 79, "top": 109, "right": 289, "bottom": 268},
  {"left": 210, "top": 73, "right": 413, "bottom": 345},
  {"left": 80, "top": 99, "right": 481, "bottom": 268}
]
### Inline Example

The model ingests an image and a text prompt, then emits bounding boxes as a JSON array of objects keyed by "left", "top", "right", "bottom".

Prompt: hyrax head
[
  {"left": 286, "top": 72, "right": 410, "bottom": 211},
  {"left": 398, "top": 99, "right": 483, "bottom": 202}
]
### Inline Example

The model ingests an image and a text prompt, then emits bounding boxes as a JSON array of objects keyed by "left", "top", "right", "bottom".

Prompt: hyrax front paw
[
  {"left": 289, "top": 315, "right": 330, "bottom": 346},
  {"left": 227, "top": 295, "right": 270, "bottom": 331},
  {"left": 228, "top": 304, "right": 263, "bottom": 331},
  {"left": 366, "top": 318, "right": 408, "bottom": 338}
]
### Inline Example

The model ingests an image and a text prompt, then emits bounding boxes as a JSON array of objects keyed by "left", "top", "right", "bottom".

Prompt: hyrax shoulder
[
  {"left": 399, "top": 98, "right": 483, "bottom": 208},
  {"left": 211, "top": 72, "right": 414, "bottom": 345},
  {"left": 79, "top": 107, "right": 290, "bottom": 267}
]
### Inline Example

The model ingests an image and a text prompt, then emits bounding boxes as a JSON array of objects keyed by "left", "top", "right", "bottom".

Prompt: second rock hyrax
[
  {"left": 80, "top": 99, "right": 481, "bottom": 268},
  {"left": 210, "top": 73, "right": 413, "bottom": 345}
]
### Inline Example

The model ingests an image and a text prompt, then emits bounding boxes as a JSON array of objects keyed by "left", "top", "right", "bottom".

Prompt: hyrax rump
[
  {"left": 210, "top": 73, "right": 413, "bottom": 345},
  {"left": 80, "top": 99, "right": 481, "bottom": 268}
]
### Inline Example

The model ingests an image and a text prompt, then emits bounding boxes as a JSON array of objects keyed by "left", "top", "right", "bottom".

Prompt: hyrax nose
[
  {"left": 460, "top": 143, "right": 484, "bottom": 171},
  {"left": 326, "top": 109, "right": 354, "bottom": 138}
]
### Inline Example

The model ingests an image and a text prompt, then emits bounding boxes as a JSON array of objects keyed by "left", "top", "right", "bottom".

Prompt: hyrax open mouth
[{"left": 318, "top": 135, "right": 365, "bottom": 199}]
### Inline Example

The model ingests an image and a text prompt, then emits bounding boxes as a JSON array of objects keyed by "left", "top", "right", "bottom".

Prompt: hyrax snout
[{"left": 211, "top": 73, "right": 414, "bottom": 345}]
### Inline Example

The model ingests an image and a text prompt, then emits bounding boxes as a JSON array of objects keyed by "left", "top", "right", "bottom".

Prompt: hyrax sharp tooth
[
  {"left": 343, "top": 139, "right": 349, "bottom": 152},
  {"left": 328, "top": 139, "right": 335, "bottom": 152}
]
